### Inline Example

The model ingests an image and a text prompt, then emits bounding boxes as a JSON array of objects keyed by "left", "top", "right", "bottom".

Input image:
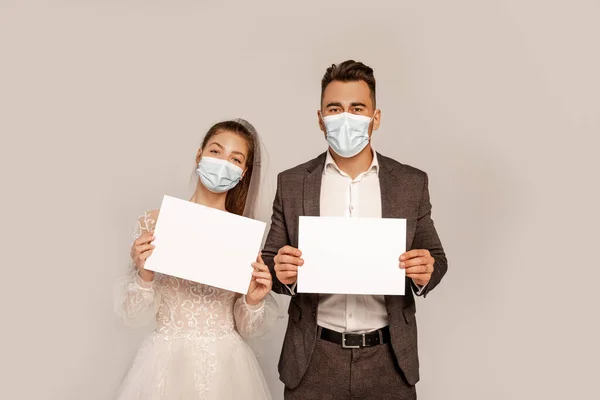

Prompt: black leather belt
[{"left": 318, "top": 326, "right": 391, "bottom": 349}]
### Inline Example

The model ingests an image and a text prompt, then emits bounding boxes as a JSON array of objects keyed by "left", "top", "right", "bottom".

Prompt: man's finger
[
  {"left": 277, "top": 270, "right": 297, "bottom": 279},
  {"left": 405, "top": 265, "right": 428, "bottom": 274},
  {"left": 275, "top": 254, "right": 304, "bottom": 266},
  {"left": 278, "top": 246, "right": 302, "bottom": 257},
  {"left": 401, "top": 257, "right": 426, "bottom": 268},
  {"left": 400, "top": 249, "right": 429, "bottom": 261},
  {"left": 275, "top": 264, "right": 298, "bottom": 272},
  {"left": 406, "top": 273, "right": 430, "bottom": 280},
  {"left": 275, "top": 254, "right": 301, "bottom": 265}
]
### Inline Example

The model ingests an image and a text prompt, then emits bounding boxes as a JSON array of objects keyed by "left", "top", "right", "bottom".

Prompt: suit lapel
[
  {"left": 300, "top": 153, "right": 326, "bottom": 312},
  {"left": 379, "top": 155, "right": 401, "bottom": 219},
  {"left": 302, "top": 154, "right": 325, "bottom": 218},
  {"left": 303, "top": 171, "right": 322, "bottom": 218}
]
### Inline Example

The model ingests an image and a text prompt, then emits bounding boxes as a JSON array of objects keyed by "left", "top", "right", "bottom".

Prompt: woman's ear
[{"left": 196, "top": 148, "right": 203, "bottom": 164}]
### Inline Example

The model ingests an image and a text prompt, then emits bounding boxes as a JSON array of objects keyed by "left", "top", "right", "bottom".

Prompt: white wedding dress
[{"left": 114, "top": 212, "right": 277, "bottom": 399}]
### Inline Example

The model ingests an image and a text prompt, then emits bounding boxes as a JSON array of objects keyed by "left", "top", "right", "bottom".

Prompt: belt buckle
[{"left": 341, "top": 333, "right": 365, "bottom": 349}]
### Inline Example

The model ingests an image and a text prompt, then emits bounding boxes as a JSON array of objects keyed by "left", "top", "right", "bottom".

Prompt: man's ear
[
  {"left": 317, "top": 110, "right": 326, "bottom": 134},
  {"left": 372, "top": 109, "right": 381, "bottom": 131}
]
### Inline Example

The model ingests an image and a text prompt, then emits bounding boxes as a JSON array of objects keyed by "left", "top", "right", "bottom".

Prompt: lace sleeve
[
  {"left": 233, "top": 292, "right": 282, "bottom": 339},
  {"left": 113, "top": 212, "right": 160, "bottom": 328}
]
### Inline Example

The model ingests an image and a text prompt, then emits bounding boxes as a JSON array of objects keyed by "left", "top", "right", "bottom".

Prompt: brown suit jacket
[{"left": 262, "top": 152, "right": 448, "bottom": 389}]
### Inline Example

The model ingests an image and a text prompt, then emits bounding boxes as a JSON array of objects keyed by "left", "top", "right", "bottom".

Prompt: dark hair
[
  {"left": 199, "top": 120, "right": 256, "bottom": 216},
  {"left": 321, "top": 60, "right": 376, "bottom": 107}
]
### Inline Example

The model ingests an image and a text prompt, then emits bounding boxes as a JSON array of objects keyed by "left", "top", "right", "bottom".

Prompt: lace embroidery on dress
[{"left": 114, "top": 211, "right": 280, "bottom": 399}]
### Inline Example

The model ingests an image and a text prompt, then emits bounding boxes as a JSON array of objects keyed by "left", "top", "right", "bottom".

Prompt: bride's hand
[
  {"left": 130, "top": 231, "right": 156, "bottom": 282},
  {"left": 246, "top": 255, "right": 272, "bottom": 306}
]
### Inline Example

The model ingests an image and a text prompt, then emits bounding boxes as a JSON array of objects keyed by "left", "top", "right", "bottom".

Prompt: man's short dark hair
[{"left": 321, "top": 60, "right": 376, "bottom": 107}]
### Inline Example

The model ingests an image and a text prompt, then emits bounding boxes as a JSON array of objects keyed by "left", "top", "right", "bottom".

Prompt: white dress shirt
[
  {"left": 287, "top": 149, "right": 423, "bottom": 333},
  {"left": 316, "top": 150, "right": 389, "bottom": 333}
]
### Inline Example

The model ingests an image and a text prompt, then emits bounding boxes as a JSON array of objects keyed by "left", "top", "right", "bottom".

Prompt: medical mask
[
  {"left": 322, "top": 112, "right": 374, "bottom": 158},
  {"left": 196, "top": 157, "right": 243, "bottom": 193}
]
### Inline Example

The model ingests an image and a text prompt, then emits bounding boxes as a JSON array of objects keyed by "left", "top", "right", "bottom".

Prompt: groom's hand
[
  {"left": 274, "top": 246, "right": 304, "bottom": 285},
  {"left": 400, "top": 249, "right": 435, "bottom": 287}
]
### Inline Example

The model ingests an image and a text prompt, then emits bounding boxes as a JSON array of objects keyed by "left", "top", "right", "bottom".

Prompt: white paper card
[
  {"left": 144, "top": 195, "right": 266, "bottom": 294},
  {"left": 297, "top": 216, "right": 406, "bottom": 295}
]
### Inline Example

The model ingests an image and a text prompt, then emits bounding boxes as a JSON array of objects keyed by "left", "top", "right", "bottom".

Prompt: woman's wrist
[
  {"left": 244, "top": 295, "right": 264, "bottom": 308},
  {"left": 138, "top": 269, "right": 154, "bottom": 283}
]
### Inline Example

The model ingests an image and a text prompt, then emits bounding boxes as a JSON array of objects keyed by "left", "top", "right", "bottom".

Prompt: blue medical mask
[
  {"left": 322, "top": 112, "right": 374, "bottom": 158},
  {"left": 196, "top": 157, "right": 244, "bottom": 193}
]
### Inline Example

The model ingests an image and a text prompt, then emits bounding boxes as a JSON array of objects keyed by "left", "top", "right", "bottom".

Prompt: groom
[{"left": 262, "top": 60, "right": 448, "bottom": 399}]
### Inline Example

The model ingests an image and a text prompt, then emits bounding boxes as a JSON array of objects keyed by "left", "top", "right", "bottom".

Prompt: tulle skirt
[{"left": 116, "top": 331, "right": 272, "bottom": 400}]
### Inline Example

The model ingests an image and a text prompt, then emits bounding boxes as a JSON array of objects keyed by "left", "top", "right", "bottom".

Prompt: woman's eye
[
  {"left": 210, "top": 149, "right": 219, "bottom": 154},
  {"left": 233, "top": 158, "right": 242, "bottom": 164}
]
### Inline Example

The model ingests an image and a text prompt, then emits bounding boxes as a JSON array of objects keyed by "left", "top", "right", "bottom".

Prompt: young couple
[{"left": 114, "top": 60, "right": 448, "bottom": 400}]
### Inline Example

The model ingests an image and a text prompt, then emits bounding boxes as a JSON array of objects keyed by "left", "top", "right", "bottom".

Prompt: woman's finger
[
  {"left": 134, "top": 233, "right": 154, "bottom": 246},
  {"left": 255, "top": 278, "right": 271, "bottom": 286},
  {"left": 252, "top": 271, "right": 272, "bottom": 280},
  {"left": 135, "top": 244, "right": 155, "bottom": 255},
  {"left": 251, "top": 262, "right": 269, "bottom": 272}
]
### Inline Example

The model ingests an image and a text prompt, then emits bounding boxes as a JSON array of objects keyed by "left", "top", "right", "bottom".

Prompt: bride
[{"left": 114, "top": 119, "right": 278, "bottom": 399}]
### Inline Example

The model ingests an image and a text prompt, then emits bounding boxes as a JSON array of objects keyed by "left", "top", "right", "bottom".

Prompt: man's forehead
[{"left": 322, "top": 81, "right": 372, "bottom": 106}]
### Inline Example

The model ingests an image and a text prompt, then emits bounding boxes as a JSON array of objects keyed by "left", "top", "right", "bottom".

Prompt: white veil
[{"left": 232, "top": 118, "right": 263, "bottom": 220}]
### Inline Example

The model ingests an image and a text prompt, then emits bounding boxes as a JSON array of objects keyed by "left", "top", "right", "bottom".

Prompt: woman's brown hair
[{"left": 198, "top": 120, "right": 258, "bottom": 216}]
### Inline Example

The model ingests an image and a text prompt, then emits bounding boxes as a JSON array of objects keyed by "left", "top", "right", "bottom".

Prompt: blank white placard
[
  {"left": 297, "top": 216, "right": 406, "bottom": 295},
  {"left": 144, "top": 195, "right": 266, "bottom": 294}
]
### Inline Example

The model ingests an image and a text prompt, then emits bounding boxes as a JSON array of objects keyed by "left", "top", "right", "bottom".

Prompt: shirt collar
[{"left": 324, "top": 148, "right": 379, "bottom": 177}]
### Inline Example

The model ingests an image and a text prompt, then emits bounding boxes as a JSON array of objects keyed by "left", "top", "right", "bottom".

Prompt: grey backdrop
[{"left": 1, "top": 1, "right": 598, "bottom": 399}]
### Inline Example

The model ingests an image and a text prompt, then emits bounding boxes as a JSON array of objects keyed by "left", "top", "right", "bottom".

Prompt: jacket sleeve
[
  {"left": 412, "top": 173, "right": 448, "bottom": 297},
  {"left": 262, "top": 173, "right": 292, "bottom": 295}
]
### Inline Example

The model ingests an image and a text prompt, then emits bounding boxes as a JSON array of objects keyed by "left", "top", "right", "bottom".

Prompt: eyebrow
[
  {"left": 207, "top": 141, "right": 246, "bottom": 159},
  {"left": 325, "top": 101, "right": 368, "bottom": 108},
  {"left": 208, "top": 141, "right": 224, "bottom": 149}
]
